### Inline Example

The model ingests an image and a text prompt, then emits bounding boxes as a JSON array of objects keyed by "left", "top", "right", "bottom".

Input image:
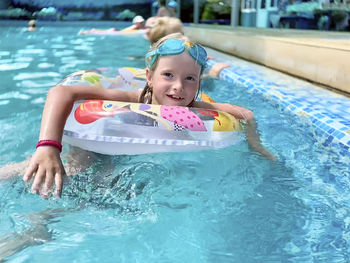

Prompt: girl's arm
[
  {"left": 193, "top": 101, "right": 276, "bottom": 161},
  {"left": 23, "top": 85, "right": 139, "bottom": 198}
]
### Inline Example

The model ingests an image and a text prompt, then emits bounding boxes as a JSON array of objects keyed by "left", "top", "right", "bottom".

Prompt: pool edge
[{"left": 205, "top": 57, "right": 350, "bottom": 156}]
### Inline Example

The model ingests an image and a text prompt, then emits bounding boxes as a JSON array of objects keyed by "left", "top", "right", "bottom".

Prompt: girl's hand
[
  {"left": 208, "top": 62, "right": 230, "bottom": 78},
  {"left": 23, "top": 146, "right": 65, "bottom": 198}
]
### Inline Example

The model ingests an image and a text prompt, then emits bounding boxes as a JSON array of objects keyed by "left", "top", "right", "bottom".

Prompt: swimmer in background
[
  {"left": 20, "top": 32, "right": 276, "bottom": 199},
  {"left": 167, "top": 1, "right": 178, "bottom": 16},
  {"left": 127, "top": 16, "right": 183, "bottom": 61},
  {"left": 145, "top": 1, "right": 177, "bottom": 35},
  {"left": 145, "top": 0, "right": 178, "bottom": 30},
  {"left": 146, "top": 16, "right": 183, "bottom": 44},
  {"left": 27, "top": 19, "right": 36, "bottom": 31},
  {"left": 80, "top": 15, "right": 145, "bottom": 34},
  {"left": 157, "top": 1, "right": 177, "bottom": 17},
  {"left": 121, "top": 15, "right": 145, "bottom": 31}
]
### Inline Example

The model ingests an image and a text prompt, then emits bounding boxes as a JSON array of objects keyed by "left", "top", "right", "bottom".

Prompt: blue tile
[
  {"left": 335, "top": 133, "right": 346, "bottom": 140},
  {"left": 328, "top": 128, "right": 335, "bottom": 134},
  {"left": 303, "top": 108, "right": 313, "bottom": 113},
  {"left": 320, "top": 123, "right": 328, "bottom": 130},
  {"left": 333, "top": 131, "right": 340, "bottom": 137},
  {"left": 323, "top": 135, "right": 334, "bottom": 146},
  {"left": 315, "top": 113, "right": 325, "bottom": 118},
  {"left": 215, "top": 58, "right": 350, "bottom": 154}
]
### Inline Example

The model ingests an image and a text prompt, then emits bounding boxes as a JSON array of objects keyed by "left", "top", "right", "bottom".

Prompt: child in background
[
  {"left": 167, "top": 1, "right": 178, "bottom": 16},
  {"left": 27, "top": 19, "right": 36, "bottom": 31},
  {"left": 81, "top": 15, "right": 145, "bottom": 34},
  {"left": 157, "top": 5, "right": 176, "bottom": 17},
  {"left": 121, "top": 15, "right": 145, "bottom": 31},
  {"left": 23, "top": 33, "right": 276, "bottom": 199},
  {"left": 146, "top": 16, "right": 183, "bottom": 44}
]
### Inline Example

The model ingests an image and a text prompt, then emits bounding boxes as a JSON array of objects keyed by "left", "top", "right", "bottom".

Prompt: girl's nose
[{"left": 172, "top": 79, "right": 183, "bottom": 91}]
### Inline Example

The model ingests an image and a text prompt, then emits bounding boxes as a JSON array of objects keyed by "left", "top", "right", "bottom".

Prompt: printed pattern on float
[
  {"left": 74, "top": 100, "right": 242, "bottom": 132},
  {"left": 62, "top": 67, "right": 243, "bottom": 155}
]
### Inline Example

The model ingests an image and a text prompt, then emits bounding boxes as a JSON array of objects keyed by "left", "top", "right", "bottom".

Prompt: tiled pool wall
[{"left": 205, "top": 55, "right": 350, "bottom": 157}]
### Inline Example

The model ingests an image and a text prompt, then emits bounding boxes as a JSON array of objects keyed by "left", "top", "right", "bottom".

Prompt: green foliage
[
  {"left": 33, "top": 7, "right": 57, "bottom": 17},
  {"left": 116, "top": 9, "right": 136, "bottom": 21},
  {"left": 0, "top": 8, "right": 31, "bottom": 18},
  {"left": 201, "top": 0, "right": 231, "bottom": 20},
  {"left": 202, "top": 5, "right": 216, "bottom": 20},
  {"left": 332, "top": 10, "right": 348, "bottom": 22}
]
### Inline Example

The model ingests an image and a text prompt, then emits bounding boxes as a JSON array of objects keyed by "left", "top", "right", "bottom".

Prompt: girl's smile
[
  {"left": 146, "top": 52, "right": 201, "bottom": 106},
  {"left": 166, "top": 94, "right": 183, "bottom": 101}
]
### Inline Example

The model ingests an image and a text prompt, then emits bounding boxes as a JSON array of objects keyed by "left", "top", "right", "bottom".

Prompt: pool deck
[
  {"left": 204, "top": 47, "right": 350, "bottom": 156},
  {"left": 185, "top": 25, "right": 350, "bottom": 94}
]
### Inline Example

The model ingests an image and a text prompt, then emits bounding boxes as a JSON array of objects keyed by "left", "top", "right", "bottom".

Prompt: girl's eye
[
  {"left": 186, "top": 76, "right": 196, "bottom": 81},
  {"left": 163, "top": 72, "right": 173, "bottom": 78}
]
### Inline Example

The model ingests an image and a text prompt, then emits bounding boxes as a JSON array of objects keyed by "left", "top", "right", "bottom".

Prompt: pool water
[{"left": 0, "top": 22, "right": 350, "bottom": 262}]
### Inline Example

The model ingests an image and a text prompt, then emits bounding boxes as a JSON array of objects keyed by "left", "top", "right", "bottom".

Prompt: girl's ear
[{"left": 146, "top": 68, "right": 153, "bottom": 86}]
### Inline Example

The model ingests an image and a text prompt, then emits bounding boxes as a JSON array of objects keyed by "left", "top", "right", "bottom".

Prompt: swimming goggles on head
[{"left": 145, "top": 38, "right": 207, "bottom": 70}]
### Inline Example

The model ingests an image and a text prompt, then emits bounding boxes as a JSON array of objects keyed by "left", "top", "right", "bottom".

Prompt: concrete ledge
[{"left": 184, "top": 25, "right": 350, "bottom": 94}]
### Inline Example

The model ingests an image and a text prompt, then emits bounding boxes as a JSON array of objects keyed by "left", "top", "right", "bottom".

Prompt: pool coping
[
  {"left": 204, "top": 50, "right": 350, "bottom": 156},
  {"left": 184, "top": 25, "right": 350, "bottom": 94}
]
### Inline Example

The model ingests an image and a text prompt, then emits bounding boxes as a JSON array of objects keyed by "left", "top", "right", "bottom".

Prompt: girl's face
[{"left": 146, "top": 52, "right": 201, "bottom": 106}]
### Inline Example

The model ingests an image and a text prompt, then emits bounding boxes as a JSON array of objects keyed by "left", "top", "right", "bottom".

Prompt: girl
[{"left": 23, "top": 33, "right": 275, "bottom": 198}]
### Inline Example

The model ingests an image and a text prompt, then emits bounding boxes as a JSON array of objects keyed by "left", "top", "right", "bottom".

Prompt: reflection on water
[{"left": 0, "top": 22, "right": 349, "bottom": 262}]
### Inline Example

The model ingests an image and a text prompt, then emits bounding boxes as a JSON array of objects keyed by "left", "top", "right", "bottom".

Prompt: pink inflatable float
[{"left": 79, "top": 28, "right": 146, "bottom": 36}]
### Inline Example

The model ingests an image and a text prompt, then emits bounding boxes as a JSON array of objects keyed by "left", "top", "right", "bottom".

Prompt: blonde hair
[
  {"left": 28, "top": 19, "right": 36, "bottom": 27},
  {"left": 139, "top": 33, "right": 200, "bottom": 105},
  {"left": 148, "top": 17, "right": 183, "bottom": 44}
]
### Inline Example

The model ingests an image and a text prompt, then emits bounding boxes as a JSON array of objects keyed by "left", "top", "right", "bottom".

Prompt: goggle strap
[
  {"left": 145, "top": 40, "right": 207, "bottom": 69},
  {"left": 145, "top": 49, "right": 157, "bottom": 59},
  {"left": 145, "top": 49, "right": 158, "bottom": 67},
  {"left": 149, "top": 55, "right": 158, "bottom": 68}
]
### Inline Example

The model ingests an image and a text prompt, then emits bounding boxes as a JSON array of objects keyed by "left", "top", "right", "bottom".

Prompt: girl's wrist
[{"left": 36, "top": 140, "right": 62, "bottom": 152}]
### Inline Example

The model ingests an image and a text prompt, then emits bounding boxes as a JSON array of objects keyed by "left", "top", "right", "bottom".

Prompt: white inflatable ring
[{"left": 62, "top": 68, "right": 242, "bottom": 155}]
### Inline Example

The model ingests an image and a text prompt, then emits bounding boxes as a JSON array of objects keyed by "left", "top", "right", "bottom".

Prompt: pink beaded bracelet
[{"left": 36, "top": 140, "right": 62, "bottom": 152}]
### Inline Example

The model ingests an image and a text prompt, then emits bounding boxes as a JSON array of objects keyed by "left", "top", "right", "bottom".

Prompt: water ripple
[
  {"left": 0, "top": 63, "right": 30, "bottom": 71},
  {"left": 14, "top": 72, "right": 60, "bottom": 80},
  {"left": 14, "top": 56, "right": 33, "bottom": 62},
  {"left": 54, "top": 50, "right": 75, "bottom": 57},
  {"left": 17, "top": 49, "right": 46, "bottom": 55},
  {"left": 51, "top": 44, "right": 68, "bottom": 49},
  {"left": 0, "top": 59, "right": 12, "bottom": 64},
  {"left": 0, "top": 91, "right": 31, "bottom": 100},
  {"left": 0, "top": 51, "right": 10, "bottom": 56},
  {"left": 37, "top": 63, "right": 54, "bottom": 69}
]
